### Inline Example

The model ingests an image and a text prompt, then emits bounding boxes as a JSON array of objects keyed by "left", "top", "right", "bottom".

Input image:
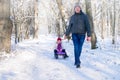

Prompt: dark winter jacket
[{"left": 65, "top": 11, "right": 91, "bottom": 37}]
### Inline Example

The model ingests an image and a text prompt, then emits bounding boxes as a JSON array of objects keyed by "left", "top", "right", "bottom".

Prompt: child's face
[{"left": 57, "top": 40, "right": 61, "bottom": 43}]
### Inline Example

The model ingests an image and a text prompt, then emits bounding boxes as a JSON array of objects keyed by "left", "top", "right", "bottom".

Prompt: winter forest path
[{"left": 0, "top": 35, "right": 120, "bottom": 80}]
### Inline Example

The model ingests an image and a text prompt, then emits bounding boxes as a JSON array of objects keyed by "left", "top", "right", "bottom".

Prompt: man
[{"left": 64, "top": 4, "right": 91, "bottom": 68}]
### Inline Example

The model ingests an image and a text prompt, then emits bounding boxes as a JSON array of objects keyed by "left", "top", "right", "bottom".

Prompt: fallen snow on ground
[{"left": 0, "top": 35, "right": 120, "bottom": 80}]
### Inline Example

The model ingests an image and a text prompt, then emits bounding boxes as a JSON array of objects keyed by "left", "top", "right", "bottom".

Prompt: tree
[
  {"left": 85, "top": 0, "right": 97, "bottom": 49},
  {"left": 112, "top": 0, "right": 116, "bottom": 44},
  {"left": 56, "top": 0, "right": 67, "bottom": 36},
  {"left": 0, "top": 0, "right": 13, "bottom": 53},
  {"left": 34, "top": 0, "right": 39, "bottom": 38},
  {"left": 11, "top": 0, "right": 36, "bottom": 42}
]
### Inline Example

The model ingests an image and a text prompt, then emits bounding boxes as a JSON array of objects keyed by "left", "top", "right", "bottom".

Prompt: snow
[{"left": 0, "top": 35, "right": 120, "bottom": 80}]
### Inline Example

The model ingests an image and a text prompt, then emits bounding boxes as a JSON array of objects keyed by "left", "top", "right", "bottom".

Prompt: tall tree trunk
[
  {"left": 101, "top": 1, "right": 105, "bottom": 39},
  {"left": 77, "top": 0, "right": 80, "bottom": 3},
  {"left": 24, "top": 22, "right": 30, "bottom": 39},
  {"left": 56, "top": 0, "right": 67, "bottom": 35},
  {"left": 0, "top": 0, "right": 13, "bottom": 53},
  {"left": 85, "top": 0, "right": 97, "bottom": 49},
  {"left": 56, "top": 21, "right": 60, "bottom": 36},
  {"left": 34, "top": 0, "right": 39, "bottom": 38},
  {"left": 112, "top": 0, "right": 116, "bottom": 44}
]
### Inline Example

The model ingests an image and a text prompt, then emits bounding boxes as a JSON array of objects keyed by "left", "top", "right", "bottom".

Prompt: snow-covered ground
[{"left": 0, "top": 35, "right": 120, "bottom": 80}]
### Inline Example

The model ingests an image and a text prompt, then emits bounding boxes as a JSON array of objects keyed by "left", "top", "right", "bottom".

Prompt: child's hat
[{"left": 57, "top": 37, "right": 62, "bottom": 41}]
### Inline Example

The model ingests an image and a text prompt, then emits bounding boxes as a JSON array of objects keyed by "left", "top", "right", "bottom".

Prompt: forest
[
  {"left": 0, "top": 0, "right": 120, "bottom": 80},
  {"left": 0, "top": 0, "right": 120, "bottom": 53}
]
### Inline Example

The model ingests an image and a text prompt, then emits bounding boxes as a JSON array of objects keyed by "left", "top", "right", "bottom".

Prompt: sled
[
  {"left": 56, "top": 51, "right": 65, "bottom": 55},
  {"left": 54, "top": 51, "right": 67, "bottom": 59}
]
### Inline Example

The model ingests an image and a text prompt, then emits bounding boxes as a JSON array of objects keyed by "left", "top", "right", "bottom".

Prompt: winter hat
[
  {"left": 57, "top": 37, "right": 62, "bottom": 41},
  {"left": 74, "top": 3, "right": 81, "bottom": 9}
]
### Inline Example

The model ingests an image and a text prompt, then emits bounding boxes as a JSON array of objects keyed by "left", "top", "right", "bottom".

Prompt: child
[{"left": 54, "top": 37, "right": 69, "bottom": 59}]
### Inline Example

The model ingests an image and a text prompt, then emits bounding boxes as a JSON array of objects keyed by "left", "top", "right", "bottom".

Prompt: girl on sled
[{"left": 54, "top": 37, "right": 69, "bottom": 59}]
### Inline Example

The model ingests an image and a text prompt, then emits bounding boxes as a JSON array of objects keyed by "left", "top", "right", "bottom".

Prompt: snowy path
[{"left": 0, "top": 35, "right": 120, "bottom": 80}]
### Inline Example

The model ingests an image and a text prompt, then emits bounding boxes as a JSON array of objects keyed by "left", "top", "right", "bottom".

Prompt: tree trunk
[
  {"left": 34, "top": 0, "right": 39, "bottom": 39},
  {"left": 112, "top": 0, "right": 116, "bottom": 44},
  {"left": 56, "top": 21, "right": 60, "bottom": 36},
  {"left": 101, "top": 2, "right": 105, "bottom": 39},
  {"left": 76, "top": 0, "right": 80, "bottom": 3},
  {"left": 0, "top": 0, "right": 13, "bottom": 53},
  {"left": 56, "top": 0, "right": 67, "bottom": 35},
  {"left": 85, "top": 0, "right": 97, "bottom": 49}
]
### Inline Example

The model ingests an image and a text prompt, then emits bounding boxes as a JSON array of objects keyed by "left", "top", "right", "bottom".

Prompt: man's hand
[
  {"left": 87, "top": 37, "right": 91, "bottom": 41},
  {"left": 63, "top": 35, "right": 67, "bottom": 40}
]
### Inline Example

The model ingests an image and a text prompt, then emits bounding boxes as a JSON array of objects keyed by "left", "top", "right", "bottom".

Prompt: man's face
[{"left": 75, "top": 6, "right": 81, "bottom": 13}]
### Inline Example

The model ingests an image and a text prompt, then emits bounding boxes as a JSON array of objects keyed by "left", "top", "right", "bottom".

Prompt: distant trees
[
  {"left": 0, "top": 0, "right": 40, "bottom": 53},
  {"left": 11, "top": 0, "right": 38, "bottom": 43},
  {"left": 91, "top": 0, "right": 120, "bottom": 46},
  {"left": 0, "top": 0, "right": 120, "bottom": 53},
  {"left": 10, "top": 0, "right": 120, "bottom": 49}
]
